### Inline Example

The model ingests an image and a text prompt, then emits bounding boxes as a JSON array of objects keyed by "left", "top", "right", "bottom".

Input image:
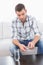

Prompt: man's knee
[{"left": 10, "top": 43, "right": 16, "bottom": 54}]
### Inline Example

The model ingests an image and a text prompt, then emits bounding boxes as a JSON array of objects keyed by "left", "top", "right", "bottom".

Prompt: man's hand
[
  {"left": 28, "top": 41, "right": 35, "bottom": 49},
  {"left": 19, "top": 44, "right": 27, "bottom": 52}
]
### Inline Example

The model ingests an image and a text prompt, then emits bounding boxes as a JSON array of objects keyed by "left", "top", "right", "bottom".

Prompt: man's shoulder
[
  {"left": 28, "top": 15, "right": 37, "bottom": 25},
  {"left": 12, "top": 17, "right": 18, "bottom": 23},
  {"left": 28, "top": 15, "right": 35, "bottom": 21}
]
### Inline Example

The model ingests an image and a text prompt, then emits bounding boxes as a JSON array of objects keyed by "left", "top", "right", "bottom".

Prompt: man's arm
[
  {"left": 12, "top": 21, "right": 27, "bottom": 51},
  {"left": 28, "top": 35, "right": 40, "bottom": 49},
  {"left": 12, "top": 39, "right": 27, "bottom": 51},
  {"left": 28, "top": 18, "right": 41, "bottom": 49},
  {"left": 32, "top": 35, "right": 40, "bottom": 45},
  {"left": 12, "top": 39, "right": 21, "bottom": 48},
  {"left": 32, "top": 17, "right": 41, "bottom": 44}
]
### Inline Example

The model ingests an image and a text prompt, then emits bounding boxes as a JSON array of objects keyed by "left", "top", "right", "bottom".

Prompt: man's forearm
[
  {"left": 12, "top": 39, "right": 21, "bottom": 47},
  {"left": 32, "top": 35, "right": 40, "bottom": 45}
]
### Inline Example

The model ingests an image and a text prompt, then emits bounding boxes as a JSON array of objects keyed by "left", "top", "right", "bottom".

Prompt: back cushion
[
  {"left": 2, "top": 22, "right": 12, "bottom": 39},
  {"left": 0, "top": 22, "right": 3, "bottom": 39}
]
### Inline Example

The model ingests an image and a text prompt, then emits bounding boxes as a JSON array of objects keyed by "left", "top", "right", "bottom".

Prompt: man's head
[{"left": 15, "top": 3, "right": 27, "bottom": 22}]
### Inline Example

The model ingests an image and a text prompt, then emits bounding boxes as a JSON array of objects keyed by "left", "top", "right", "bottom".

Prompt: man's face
[{"left": 16, "top": 9, "right": 27, "bottom": 22}]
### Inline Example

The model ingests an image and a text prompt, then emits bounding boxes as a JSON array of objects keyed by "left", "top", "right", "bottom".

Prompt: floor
[
  {"left": 0, "top": 55, "right": 43, "bottom": 65},
  {"left": 0, "top": 56, "right": 15, "bottom": 65}
]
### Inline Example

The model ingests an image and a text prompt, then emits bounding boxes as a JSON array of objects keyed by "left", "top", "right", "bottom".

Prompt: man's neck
[{"left": 22, "top": 16, "right": 27, "bottom": 24}]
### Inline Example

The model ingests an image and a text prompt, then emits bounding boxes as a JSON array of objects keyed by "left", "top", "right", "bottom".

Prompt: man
[{"left": 10, "top": 3, "right": 43, "bottom": 55}]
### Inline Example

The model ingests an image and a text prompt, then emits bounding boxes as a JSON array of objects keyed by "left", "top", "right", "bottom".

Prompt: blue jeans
[{"left": 10, "top": 39, "right": 43, "bottom": 56}]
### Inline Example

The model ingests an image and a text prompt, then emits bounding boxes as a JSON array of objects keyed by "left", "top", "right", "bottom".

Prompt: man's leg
[
  {"left": 10, "top": 39, "right": 32, "bottom": 56},
  {"left": 36, "top": 40, "right": 43, "bottom": 54},
  {"left": 10, "top": 40, "right": 26, "bottom": 56},
  {"left": 10, "top": 43, "right": 16, "bottom": 57}
]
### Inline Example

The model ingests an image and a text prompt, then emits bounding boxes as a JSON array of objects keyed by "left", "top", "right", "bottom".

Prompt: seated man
[{"left": 10, "top": 3, "right": 43, "bottom": 56}]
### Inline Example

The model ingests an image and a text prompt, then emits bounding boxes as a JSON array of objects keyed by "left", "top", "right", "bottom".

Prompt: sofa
[
  {"left": 0, "top": 22, "right": 12, "bottom": 56},
  {"left": 0, "top": 22, "right": 43, "bottom": 56}
]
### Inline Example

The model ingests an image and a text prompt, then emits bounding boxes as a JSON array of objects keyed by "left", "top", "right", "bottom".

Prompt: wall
[{"left": 0, "top": 0, "right": 43, "bottom": 23}]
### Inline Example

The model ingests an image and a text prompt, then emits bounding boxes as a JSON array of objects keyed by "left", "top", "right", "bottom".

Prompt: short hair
[{"left": 15, "top": 3, "right": 25, "bottom": 12}]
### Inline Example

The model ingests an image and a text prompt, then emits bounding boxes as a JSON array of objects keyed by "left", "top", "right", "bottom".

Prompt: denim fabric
[{"left": 10, "top": 39, "right": 43, "bottom": 56}]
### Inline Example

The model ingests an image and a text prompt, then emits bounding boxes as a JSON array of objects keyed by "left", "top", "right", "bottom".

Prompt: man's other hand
[{"left": 28, "top": 42, "right": 35, "bottom": 49}]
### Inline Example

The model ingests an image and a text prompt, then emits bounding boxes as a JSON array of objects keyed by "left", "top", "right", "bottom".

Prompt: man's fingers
[
  {"left": 23, "top": 45, "right": 27, "bottom": 49},
  {"left": 28, "top": 43, "right": 34, "bottom": 49},
  {"left": 20, "top": 44, "right": 27, "bottom": 51},
  {"left": 22, "top": 48, "right": 26, "bottom": 51},
  {"left": 28, "top": 43, "right": 31, "bottom": 47}
]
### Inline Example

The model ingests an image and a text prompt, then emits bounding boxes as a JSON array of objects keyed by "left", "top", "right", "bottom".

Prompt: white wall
[{"left": 0, "top": 0, "right": 43, "bottom": 23}]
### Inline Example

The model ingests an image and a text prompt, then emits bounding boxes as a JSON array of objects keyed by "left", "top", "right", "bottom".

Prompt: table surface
[
  {"left": 20, "top": 54, "right": 43, "bottom": 65},
  {"left": 0, "top": 55, "right": 43, "bottom": 65}
]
